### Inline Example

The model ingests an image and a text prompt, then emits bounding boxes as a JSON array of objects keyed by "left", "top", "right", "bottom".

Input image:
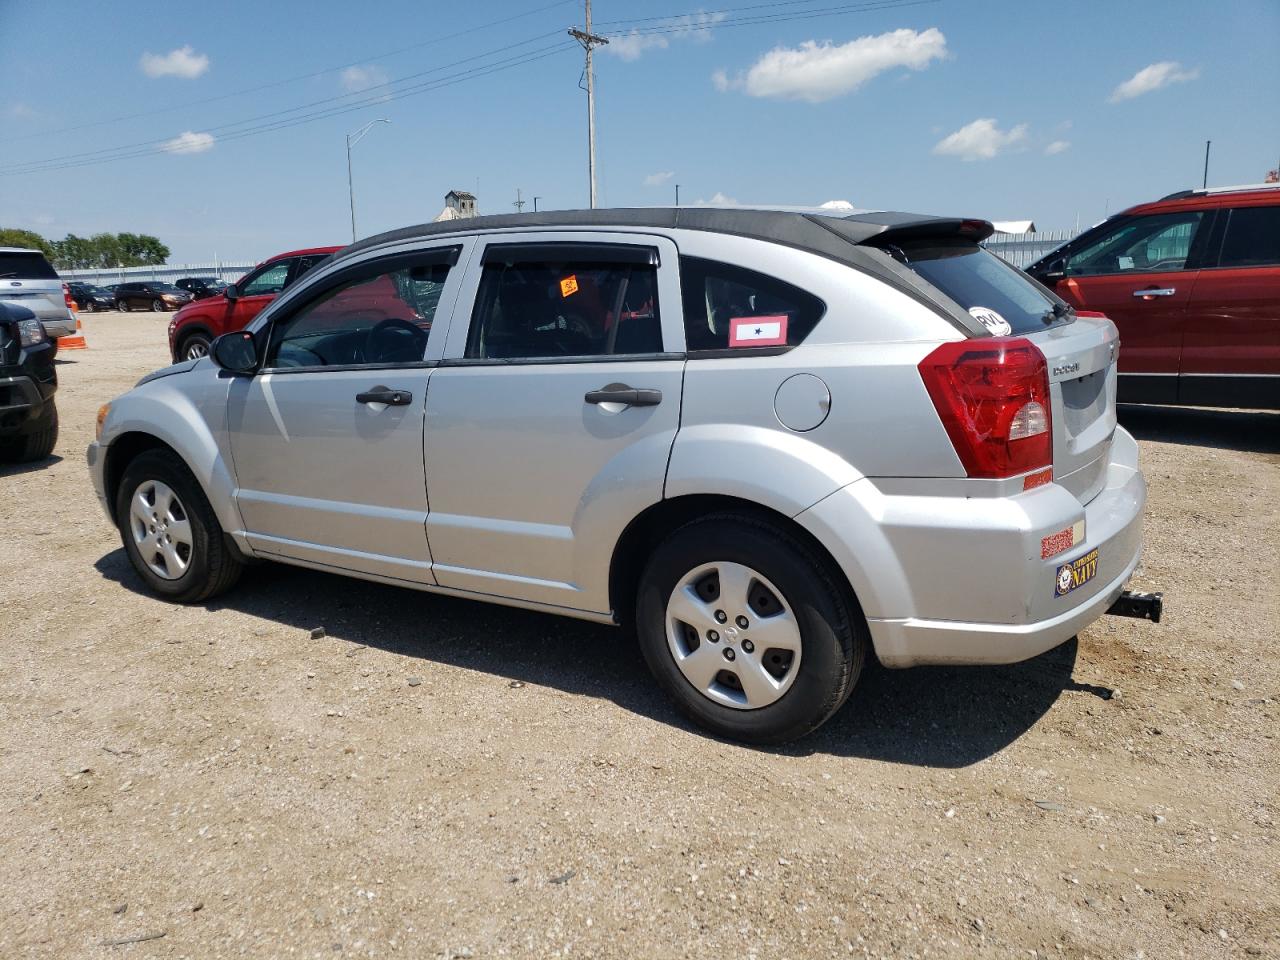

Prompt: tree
[
  {"left": 116, "top": 232, "right": 170, "bottom": 265},
  {"left": 0, "top": 227, "right": 55, "bottom": 258}
]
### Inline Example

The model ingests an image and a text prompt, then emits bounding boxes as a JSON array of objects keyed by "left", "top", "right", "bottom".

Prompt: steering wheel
[{"left": 365, "top": 317, "right": 428, "bottom": 363}]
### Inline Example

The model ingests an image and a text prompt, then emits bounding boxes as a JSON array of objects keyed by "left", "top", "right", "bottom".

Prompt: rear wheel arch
[{"left": 609, "top": 494, "right": 864, "bottom": 627}]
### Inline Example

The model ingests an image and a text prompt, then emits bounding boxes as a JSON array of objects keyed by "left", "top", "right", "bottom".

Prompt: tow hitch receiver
[{"left": 1106, "top": 590, "right": 1163, "bottom": 624}]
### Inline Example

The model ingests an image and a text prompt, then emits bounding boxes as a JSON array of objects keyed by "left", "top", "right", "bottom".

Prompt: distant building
[
  {"left": 444, "top": 190, "right": 477, "bottom": 218},
  {"left": 991, "top": 220, "right": 1037, "bottom": 235}
]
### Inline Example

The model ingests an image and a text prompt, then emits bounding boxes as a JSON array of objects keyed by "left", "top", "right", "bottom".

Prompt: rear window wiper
[{"left": 1042, "top": 301, "right": 1070, "bottom": 324}]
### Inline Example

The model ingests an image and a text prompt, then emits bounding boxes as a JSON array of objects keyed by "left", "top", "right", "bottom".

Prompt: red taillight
[
  {"left": 918, "top": 336, "right": 1052, "bottom": 479},
  {"left": 62, "top": 283, "right": 78, "bottom": 311}
]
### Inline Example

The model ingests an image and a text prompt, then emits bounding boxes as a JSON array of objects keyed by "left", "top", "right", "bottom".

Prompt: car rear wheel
[
  {"left": 118, "top": 300, "right": 129, "bottom": 312},
  {"left": 636, "top": 514, "right": 866, "bottom": 744},
  {"left": 181, "top": 334, "right": 211, "bottom": 360},
  {"left": 115, "top": 449, "right": 243, "bottom": 603},
  {"left": 0, "top": 402, "right": 58, "bottom": 464}
]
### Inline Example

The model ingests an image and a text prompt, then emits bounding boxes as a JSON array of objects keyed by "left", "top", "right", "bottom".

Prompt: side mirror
[
  {"left": 1038, "top": 257, "right": 1067, "bottom": 285},
  {"left": 224, "top": 283, "right": 239, "bottom": 301},
  {"left": 210, "top": 331, "right": 258, "bottom": 374}
]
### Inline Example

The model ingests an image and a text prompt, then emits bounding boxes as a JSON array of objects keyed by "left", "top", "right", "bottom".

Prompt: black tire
[
  {"left": 115, "top": 449, "right": 243, "bottom": 603},
  {"left": 150, "top": 299, "right": 164, "bottom": 313},
  {"left": 117, "top": 300, "right": 129, "bottom": 312},
  {"left": 0, "top": 403, "right": 58, "bottom": 463},
  {"left": 635, "top": 513, "right": 867, "bottom": 745},
  {"left": 180, "top": 334, "right": 211, "bottom": 360},
  {"left": 85, "top": 300, "right": 97, "bottom": 313}
]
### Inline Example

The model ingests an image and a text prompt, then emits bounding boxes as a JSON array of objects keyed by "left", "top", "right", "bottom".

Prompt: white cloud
[
  {"left": 1109, "top": 61, "right": 1199, "bottom": 102},
  {"left": 340, "top": 64, "right": 390, "bottom": 95},
  {"left": 932, "top": 118, "right": 1027, "bottom": 161},
  {"left": 7, "top": 102, "right": 35, "bottom": 118},
  {"left": 717, "top": 27, "right": 947, "bottom": 103},
  {"left": 162, "top": 131, "right": 216, "bottom": 155},
  {"left": 607, "top": 12, "right": 725, "bottom": 61},
  {"left": 140, "top": 45, "right": 210, "bottom": 79},
  {"left": 695, "top": 191, "right": 738, "bottom": 206},
  {"left": 1044, "top": 139, "right": 1071, "bottom": 156},
  {"left": 643, "top": 171, "right": 675, "bottom": 187}
]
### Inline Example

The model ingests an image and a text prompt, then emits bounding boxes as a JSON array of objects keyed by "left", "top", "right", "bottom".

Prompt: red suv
[
  {"left": 168, "top": 247, "right": 339, "bottom": 362},
  {"left": 1028, "top": 184, "right": 1280, "bottom": 409}
]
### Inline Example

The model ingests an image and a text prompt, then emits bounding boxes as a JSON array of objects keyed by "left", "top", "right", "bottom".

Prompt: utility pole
[
  {"left": 513, "top": 187, "right": 525, "bottom": 213},
  {"left": 569, "top": 0, "right": 608, "bottom": 208},
  {"left": 674, "top": 184, "right": 680, "bottom": 207},
  {"left": 1202, "top": 140, "right": 1211, "bottom": 189},
  {"left": 533, "top": 196, "right": 542, "bottom": 212},
  {"left": 346, "top": 118, "right": 391, "bottom": 242}
]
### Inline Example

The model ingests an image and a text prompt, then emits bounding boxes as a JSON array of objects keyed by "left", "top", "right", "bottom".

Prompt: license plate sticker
[{"left": 1055, "top": 547, "right": 1099, "bottom": 597}]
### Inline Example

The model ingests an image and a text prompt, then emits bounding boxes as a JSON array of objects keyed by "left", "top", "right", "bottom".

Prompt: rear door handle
[
  {"left": 584, "top": 382, "right": 662, "bottom": 407},
  {"left": 1133, "top": 287, "right": 1176, "bottom": 298},
  {"left": 356, "top": 386, "right": 412, "bottom": 406}
]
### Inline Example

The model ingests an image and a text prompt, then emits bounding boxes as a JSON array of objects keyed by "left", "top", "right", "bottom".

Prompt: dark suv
[
  {"left": 175, "top": 276, "right": 228, "bottom": 300},
  {"left": 0, "top": 301, "right": 58, "bottom": 463},
  {"left": 1028, "top": 182, "right": 1280, "bottom": 409}
]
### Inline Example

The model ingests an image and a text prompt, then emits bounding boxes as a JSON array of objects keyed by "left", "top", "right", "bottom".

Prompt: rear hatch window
[
  {"left": 0, "top": 251, "right": 58, "bottom": 280},
  {"left": 892, "top": 241, "right": 1069, "bottom": 335}
]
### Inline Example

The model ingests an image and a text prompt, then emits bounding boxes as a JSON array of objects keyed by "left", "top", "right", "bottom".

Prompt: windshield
[
  {"left": 151, "top": 283, "right": 182, "bottom": 293},
  {"left": 896, "top": 242, "right": 1068, "bottom": 335}
]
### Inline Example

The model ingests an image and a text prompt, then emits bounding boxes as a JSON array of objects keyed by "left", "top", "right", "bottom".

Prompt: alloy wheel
[{"left": 664, "top": 561, "right": 802, "bottom": 710}]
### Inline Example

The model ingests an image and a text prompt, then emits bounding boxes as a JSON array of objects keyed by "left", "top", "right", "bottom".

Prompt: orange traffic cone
[{"left": 59, "top": 315, "right": 88, "bottom": 350}]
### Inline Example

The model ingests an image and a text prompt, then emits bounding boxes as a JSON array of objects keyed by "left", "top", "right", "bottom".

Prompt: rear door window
[
  {"left": 897, "top": 242, "right": 1065, "bottom": 335},
  {"left": 0, "top": 251, "right": 58, "bottom": 280},
  {"left": 1215, "top": 206, "right": 1280, "bottom": 268},
  {"left": 679, "top": 256, "right": 825, "bottom": 352},
  {"left": 466, "top": 244, "right": 662, "bottom": 360}
]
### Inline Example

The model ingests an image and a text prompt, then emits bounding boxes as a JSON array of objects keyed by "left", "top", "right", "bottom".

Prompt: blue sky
[{"left": 2, "top": 0, "right": 1278, "bottom": 263}]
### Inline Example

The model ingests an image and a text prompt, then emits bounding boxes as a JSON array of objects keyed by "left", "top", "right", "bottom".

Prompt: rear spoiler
[{"left": 810, "top": 212, "right": 996, "bottom": 249}]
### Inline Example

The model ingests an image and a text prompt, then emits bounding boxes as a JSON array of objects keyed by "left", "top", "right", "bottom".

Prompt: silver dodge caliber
[{"left": 88, "top": 208, "right": 1158, "bottom": 743}]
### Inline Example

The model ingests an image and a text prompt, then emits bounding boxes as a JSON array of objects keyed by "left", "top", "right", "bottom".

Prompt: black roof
[{"left": 339, "top": 207, "right": 994, "bottom": 266}]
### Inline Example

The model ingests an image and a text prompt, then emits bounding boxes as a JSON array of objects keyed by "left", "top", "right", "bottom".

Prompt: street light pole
[{"left": 346, "top": 118, "right": 391, "bottom": 242}]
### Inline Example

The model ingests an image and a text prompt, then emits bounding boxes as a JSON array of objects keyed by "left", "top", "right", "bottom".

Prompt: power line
[
  {"left": 7, "top": 0, "right": 578, "bottom": 143},
  {"left": 1, "top": 37, "right": 572, "bottom": 175},
  {"left": 0, "top": 43, "right": 576, "bottom": 176}
]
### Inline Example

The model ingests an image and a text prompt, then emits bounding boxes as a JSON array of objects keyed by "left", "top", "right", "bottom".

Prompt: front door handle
[
  {"left": 356, "top": 386, "right": 412, "bottom": 406},
  {"left": 1133, "top": 287, "right": 1176, "bottom": 298},
  {"left": 584, "top": 382, "right": 662, "bottom": 407}
]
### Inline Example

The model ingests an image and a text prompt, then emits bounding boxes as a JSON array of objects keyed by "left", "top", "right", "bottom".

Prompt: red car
[
  {"left": 1028, "top": 183, "right": 1280, "bottom": 409},
  {"left": 168, "top": 246, "right": 340, "bottom": 362}
]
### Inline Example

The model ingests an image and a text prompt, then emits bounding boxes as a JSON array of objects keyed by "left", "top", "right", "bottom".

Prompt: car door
[
  {"left": 226, "top": 242, "right": 469, "bottom": 582},
  {"left": 1179, "top": 204, "right": 1280, "bottom": 407},
  {"left": 1054, "top": 209, "right": 1212, "bottom": 403},
  {"left": 424, "top": 233, "right": 685, "bottom": 614}
]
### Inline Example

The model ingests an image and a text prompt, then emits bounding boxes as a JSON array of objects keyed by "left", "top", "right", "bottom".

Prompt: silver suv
[
  {"left": 0, "top": 247, "right": 77, "bottom": 340},
  {"left": 88, "top": 208, "right": 1152, "bottom": 743}
]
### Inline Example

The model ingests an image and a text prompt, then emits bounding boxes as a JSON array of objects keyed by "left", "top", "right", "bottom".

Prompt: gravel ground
[{"left": 1, "top": 312, "right": 1277, "bottom": 959}]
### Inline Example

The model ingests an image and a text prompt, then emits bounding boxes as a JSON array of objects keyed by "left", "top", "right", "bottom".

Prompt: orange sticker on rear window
[{"left": 560, "top": 275, "right": 579, "bottom": 297}]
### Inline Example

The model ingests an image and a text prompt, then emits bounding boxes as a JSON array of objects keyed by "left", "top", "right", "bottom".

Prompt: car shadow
[
  {"left": 93, "top": 550, "right": 1079, "bottom": 768},
  {"left": 1119, "top": 404, "right": 1280, "bottom": 454},
  {"left": 0, "top": 453, "right": 63, "bottom": 476}
]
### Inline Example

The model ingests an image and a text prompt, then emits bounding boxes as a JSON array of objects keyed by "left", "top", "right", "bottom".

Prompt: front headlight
[
  {"left": 96, "top": 403, "right": 111, "bottom": 441},
  {"left": 18, "top": 318, "right": 47, "bottom": 347}
]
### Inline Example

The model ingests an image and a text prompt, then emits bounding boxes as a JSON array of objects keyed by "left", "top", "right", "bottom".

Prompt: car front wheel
[
  {"left": 636, "top": 514, "right": 866, "bottom": 744},
  {"left": 151, "top": 299, "right": 165, "bottom": 312},
  {"left": 181, "top": 334, "right": 211, "bottom": 360},
  {"left": 115, "top": 449, "right": 243, "bottom": 603}
]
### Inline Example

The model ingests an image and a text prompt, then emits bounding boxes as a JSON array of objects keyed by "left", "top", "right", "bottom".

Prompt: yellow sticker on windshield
[{"left": 560, "top": 275, "right": 579, "bottom": 298}]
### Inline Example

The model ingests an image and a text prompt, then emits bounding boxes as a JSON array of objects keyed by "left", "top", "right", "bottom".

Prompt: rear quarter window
[
  {"left": 895, "top": 242, "right": 1064, "bottom": 335},
  {"left": 679, "top": 256, "right": 825, "bottom": 353},
  {"left": 0, "top": 251, "right": 58, "bottom": 280}
]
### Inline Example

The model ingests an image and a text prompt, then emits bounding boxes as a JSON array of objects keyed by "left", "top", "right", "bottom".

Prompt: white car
[{"left": 0, "top": 247, "right": 76, "bottom": 340}]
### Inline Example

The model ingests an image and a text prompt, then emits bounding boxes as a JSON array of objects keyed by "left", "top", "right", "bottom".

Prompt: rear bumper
[
  {"left": 799, "top": 427, "right": 1147, "bottom": 667},
  {"left": 42, "top": 317, "right": 77, "bottom": 339}
]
